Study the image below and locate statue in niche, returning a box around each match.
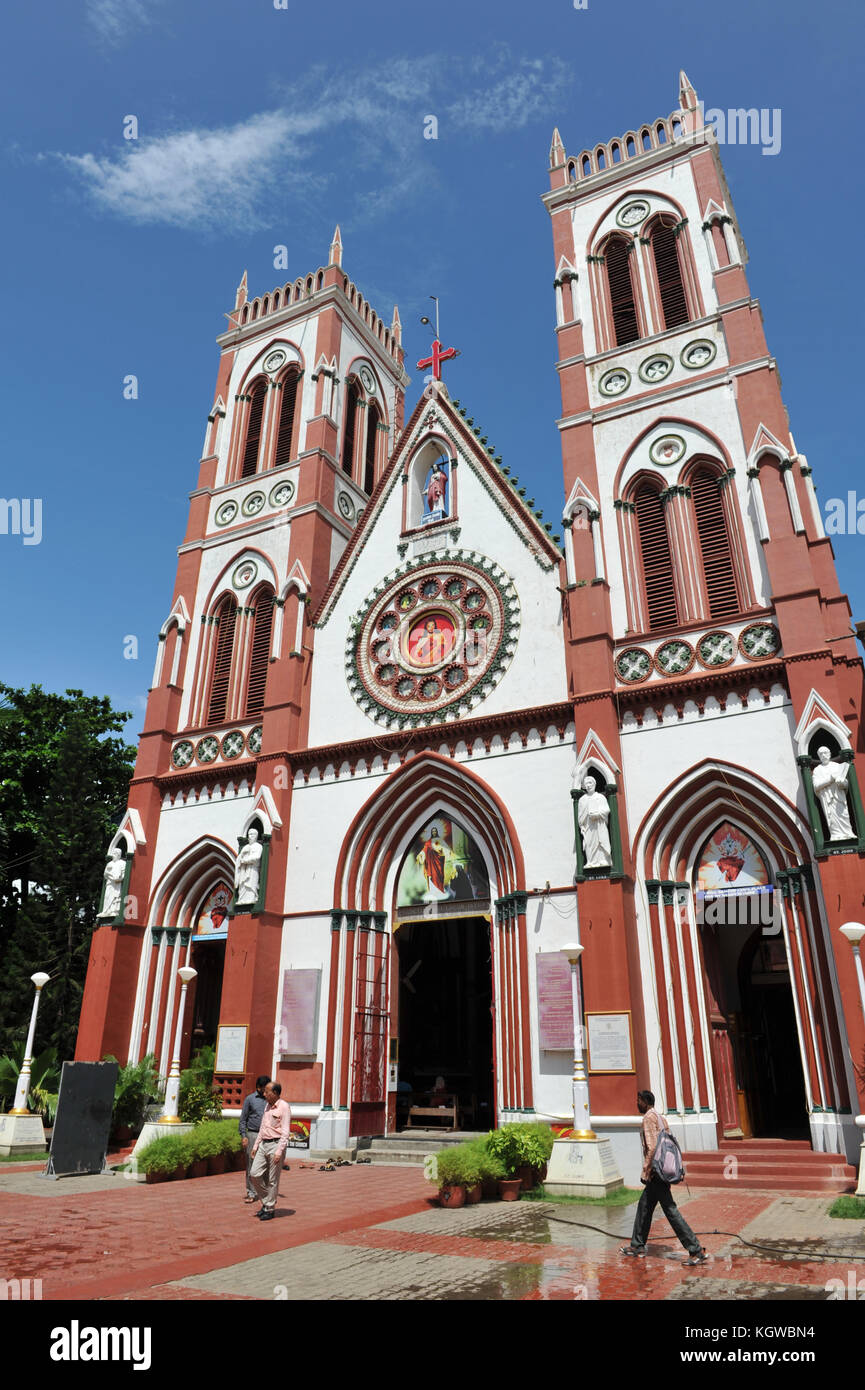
[578,773,612,870]
[101,846,126,919]
[422,458,449,521]
[812,746,855,840]
[235,826,263,906]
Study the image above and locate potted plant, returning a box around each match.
[461,1138,504,1201]
[106,1053,159,1143]
[182,1129,207,1180]
[486,1126,523,1199]
[433,1146,472,1208]
[138,1134,187,1184]
[514,1122,555,1187]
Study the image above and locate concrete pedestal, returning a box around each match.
[855,1117,865,1198]
[0,1113,48,1156]
[544,1136,624,1198]
[130,1121,194,1163]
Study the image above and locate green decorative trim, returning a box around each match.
[599,367,631,398]
[613,498,635,514]
[646,879,661,906]
[330,910,342,932]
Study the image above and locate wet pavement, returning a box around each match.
[0,1161,862,1301]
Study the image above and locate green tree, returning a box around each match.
[0,686,135,1061]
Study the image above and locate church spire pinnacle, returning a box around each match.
[549,126,566,169]
[329,224,343,267]
[679,69,698,111]
[391,304,402,345]
[235,269,248,311]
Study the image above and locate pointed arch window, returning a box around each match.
[650,219,690,330]
[689,466,742,620]
[634,483,679,630]
[240,379,267,479]
[364,401,381,494]
[245,586,275,717]
[207,597,237,724]
[605,235,640,346]
[272,368,300,470]
[342,380,359,477]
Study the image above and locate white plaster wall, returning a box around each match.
[274,913,334,1069]
[619,695,800,854]
[335,321,399,451]
[306,425,568,749]
[149,791,253,912]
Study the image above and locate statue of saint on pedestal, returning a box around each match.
[578,774,612,870]
[101,846,126,919]
[812,746,855,840]
[235,827,263,906]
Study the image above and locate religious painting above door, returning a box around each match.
[397,816,490,906]
[193,882,232,939]
[346,555,521,726]
[696,824,770,893]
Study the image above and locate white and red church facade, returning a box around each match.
[76,76,865,1181]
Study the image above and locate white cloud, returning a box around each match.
[86,0,165,45]
[50,50,570,232]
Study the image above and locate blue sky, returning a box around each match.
[2,0,863,737]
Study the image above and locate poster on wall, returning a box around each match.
[696,823,770,894]
[193,882,232,940]
[396,815,490,906]
[279,969,321,1056]
[215,1025,247,1075]
[586,1012,634,1074]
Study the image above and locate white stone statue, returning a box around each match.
[235,827,263,906]
[578,774,612,870]
[101,846,126,919]
[812,746,855,841]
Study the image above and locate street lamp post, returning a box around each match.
[543,941,623,1197]
[839,923,865,1196]
[561,943,595,1140]
[159,966,197,1125]
[9,972,51,1115]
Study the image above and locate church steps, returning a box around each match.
[362,1132,486,1165]
[681,1144,856,1193]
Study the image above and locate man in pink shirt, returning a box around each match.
[250,1081,291,1220]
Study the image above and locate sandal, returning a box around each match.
[620,1247,645,1257]
[684,1248,708,1266]
[244,1195,256,1203]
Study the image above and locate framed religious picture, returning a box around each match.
[215,1025,248,1075]
[586,1011,634,1074]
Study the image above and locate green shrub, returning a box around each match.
[137,1133,187,1175]
[828,1195,865,1219]
[486,1122,554,1175]
[463,1136,506,1183]
[179,1081,222,1125]
[435,1143,481,1189]
[183,1118,241,1163]
[486,1126,521,1176]
[106,1053,160,1134]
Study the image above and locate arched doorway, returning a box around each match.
[696,822,808,1139]
[391,814,494,1132]
[188,880,231,1054]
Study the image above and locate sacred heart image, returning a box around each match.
[396,815,490,905]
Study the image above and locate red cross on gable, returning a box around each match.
[417,338,458,382]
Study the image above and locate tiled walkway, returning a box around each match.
[1,1162,862,1301]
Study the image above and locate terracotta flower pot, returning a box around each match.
[439,1184,466,1209]
[189,1159,207,1179]
[517,1164,534,1191]
[465,1182,482,1205]
[170,1164,188,1181]
[207,1154,227,1176]
[145,1169,168,1185]
[498,1178,522,1202]
[534,1163,548,1186]
[232,1150,247,1172]
[481,1178,499,1200]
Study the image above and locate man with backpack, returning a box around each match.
[620,1090,707,1264]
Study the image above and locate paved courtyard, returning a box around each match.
[1,1158,862,1302]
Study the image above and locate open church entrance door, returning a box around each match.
[394,916,494,1132]
[696,824,808,1141]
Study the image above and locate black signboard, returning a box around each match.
[44,1060,118,1178]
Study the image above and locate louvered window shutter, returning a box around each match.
[342,383,358,476]
[691,469,739,620]
[245,591,274,717]
[207,601,236,724]
[363,403,379,494]
[651,222,689,330]
[606,237,640,346]
[273,371,299,470]
[240,381,266,479]
[635,486,679,630]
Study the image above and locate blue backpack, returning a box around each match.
[651,1117,685,1184]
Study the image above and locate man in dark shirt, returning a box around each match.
[239,1075,270,1203]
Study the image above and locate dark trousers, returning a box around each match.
[629,1177,701,1254]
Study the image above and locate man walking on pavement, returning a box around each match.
[239,1074,270,1204]
[621,1090,706,1264]
[250,1080,291,1221]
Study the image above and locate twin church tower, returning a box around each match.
[77,75,865,1176]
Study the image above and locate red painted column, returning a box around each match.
[337,916,357,1110]
[645,888,677,1108]
[321,913,343,1109]
[516,908,534,1111]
